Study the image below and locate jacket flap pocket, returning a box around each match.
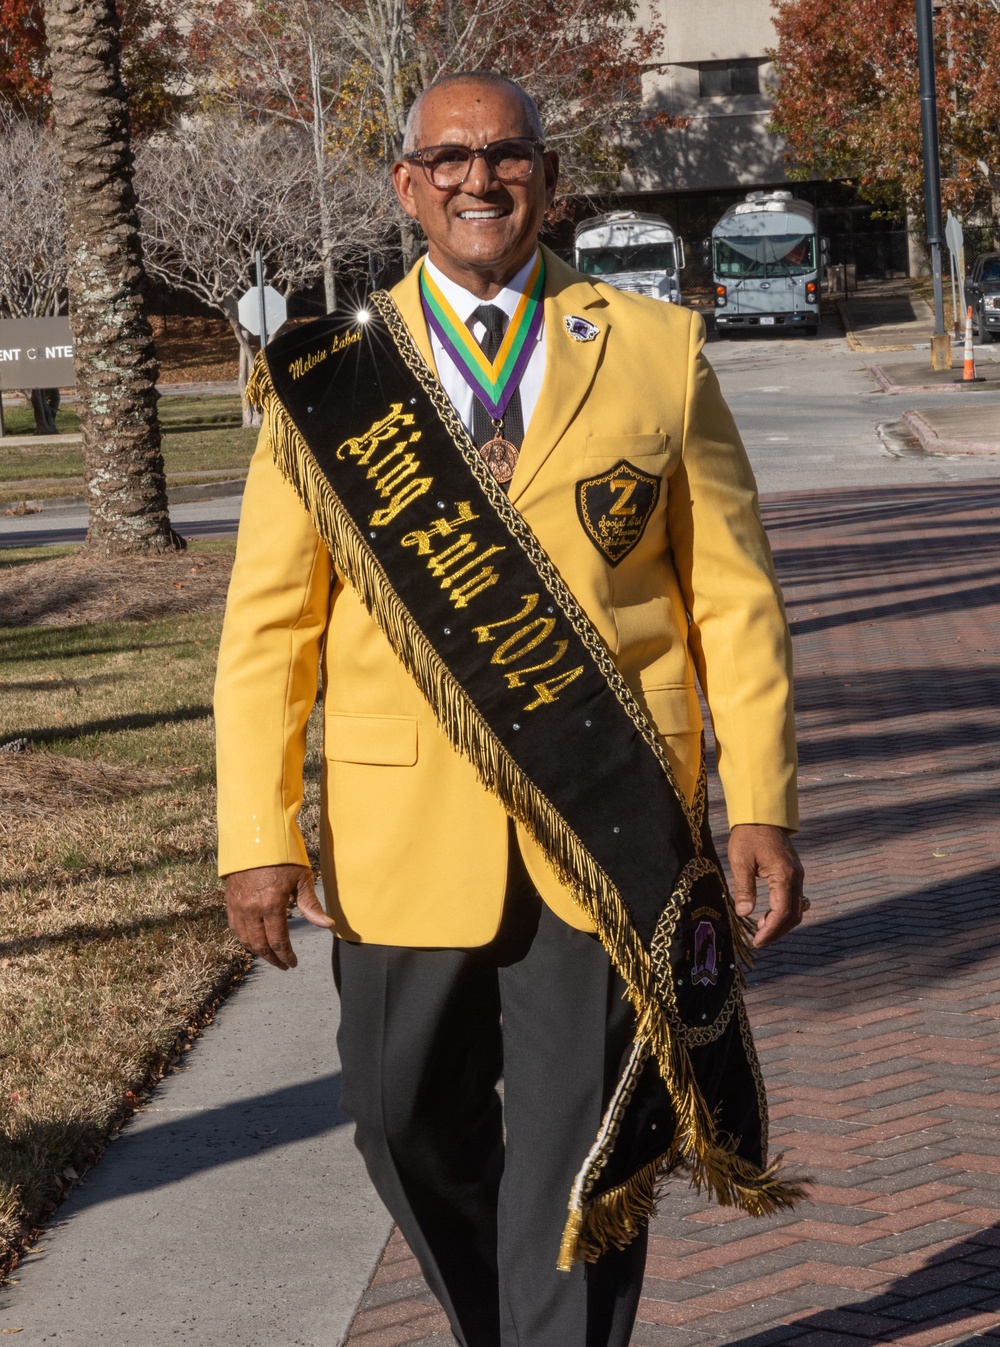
[325,713,418,765]
[586,433,669,458]
[640,684,703,735]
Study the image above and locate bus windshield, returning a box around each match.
[577,242,676,275]
[713,233,817,279]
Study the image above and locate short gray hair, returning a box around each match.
[402,72,545,154]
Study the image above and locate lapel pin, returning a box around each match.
[564,315,600,342]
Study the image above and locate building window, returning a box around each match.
[698,60,763,97]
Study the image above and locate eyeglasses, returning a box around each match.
[403,137,545,189]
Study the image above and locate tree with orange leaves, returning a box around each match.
[768,0,1000,239]
[0,0,185,133]
[186,0,667,266]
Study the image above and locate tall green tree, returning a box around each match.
[45,0,181,554]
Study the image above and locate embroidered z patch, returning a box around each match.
[575,460,660,566]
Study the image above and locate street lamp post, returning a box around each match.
[915,0,952,370]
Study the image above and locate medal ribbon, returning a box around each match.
[420,253,545,420]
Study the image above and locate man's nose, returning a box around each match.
[462,151,501,194]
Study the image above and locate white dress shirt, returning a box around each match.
[422,251,546,438]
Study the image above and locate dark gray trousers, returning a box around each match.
[333,845,647,1347]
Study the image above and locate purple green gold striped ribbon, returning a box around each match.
[419,253,545,420]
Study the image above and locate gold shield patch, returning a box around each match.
[575,460,660,566]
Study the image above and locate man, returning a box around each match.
[216,71,804,1347]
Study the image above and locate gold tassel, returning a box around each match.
[248,350,806,1267]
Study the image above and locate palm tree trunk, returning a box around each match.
[45,0,183,555]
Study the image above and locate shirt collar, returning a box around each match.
[422,250,541,327]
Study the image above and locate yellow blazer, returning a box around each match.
[215,247,798,946]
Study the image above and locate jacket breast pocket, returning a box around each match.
[640,684,703,736]
[585,433,669,459]
[325,712,418,765]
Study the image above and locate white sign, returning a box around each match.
[237,285,287,339]
[0,316,76,390]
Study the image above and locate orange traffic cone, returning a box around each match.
[960,305,979,382]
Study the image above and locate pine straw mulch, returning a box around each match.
[0,749,174,821]
[0,549,233,628]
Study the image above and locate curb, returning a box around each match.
[901,407,1000,456]
[837,299,921,353]
[867,361,1000,394]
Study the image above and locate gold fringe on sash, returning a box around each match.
[245,350,806,1270]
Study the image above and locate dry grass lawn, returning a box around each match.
[0,541,322,1276]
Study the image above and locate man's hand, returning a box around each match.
[225,864,335,970]
[728,824,806,949]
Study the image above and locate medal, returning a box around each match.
[480,420,519,483]
[420,254,544,423]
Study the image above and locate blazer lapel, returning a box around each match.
[390,262,437,375]
[509,248,609,505]
[388,248,609,507]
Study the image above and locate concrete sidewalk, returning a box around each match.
[0,910,392,1346]
[865,353,1000,457]
[838,289,937,352]
[342,481,1000,1347]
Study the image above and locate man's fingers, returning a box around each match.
[729,824,805,948]
[225,864,316,971]
[261,907,298,970]
[753,874,801,948]
[295,876,337,930]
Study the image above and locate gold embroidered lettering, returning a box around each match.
[502,642,569,688]
[448,567,502,608]
[401,503,478,556]
[609,477,639,516]
[289,348,328,380]
[337,405,415,462]
[523,666,584,711]
[491,618,557,666]
[372,452,421,497]
[367,431,423,479]
[472,594,539,643]
[426,534,479,578]
[437,545,505,587]
[368,477,433,526]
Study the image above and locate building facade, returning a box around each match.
[626,0,788,199]
[604,0,909,283]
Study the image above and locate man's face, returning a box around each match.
[392,81,559,294]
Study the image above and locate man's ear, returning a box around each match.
[391,160,420,220]
[543,151,560,210]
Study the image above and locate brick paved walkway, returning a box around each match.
[343,481,1000,1347]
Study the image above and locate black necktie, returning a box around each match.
[469,304,525,452]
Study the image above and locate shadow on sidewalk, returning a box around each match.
[724,1223,1000,1345]
[762,482,1000,534]
[58,1072,347,1217]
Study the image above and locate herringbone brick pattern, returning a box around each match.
[344,481,1000,1347]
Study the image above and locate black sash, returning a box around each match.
[246,294,803,1267]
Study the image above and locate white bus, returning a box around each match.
[710,191,825,337]
[574,211,685,304]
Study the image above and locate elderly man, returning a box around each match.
[215,70,804,1347]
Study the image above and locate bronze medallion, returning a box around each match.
[480,433,519,484]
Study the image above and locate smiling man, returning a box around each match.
[215,71,805,1347]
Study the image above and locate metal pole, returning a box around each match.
[916,0,951,369]
[255,249,268,349]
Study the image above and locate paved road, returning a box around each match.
[4,331,999,549]
[345,480,1000,1347]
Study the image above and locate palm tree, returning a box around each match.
[45,0,182,554]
